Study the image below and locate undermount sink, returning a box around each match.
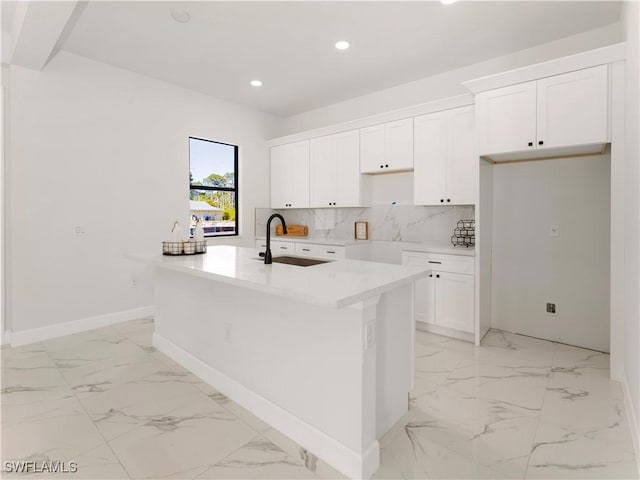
[257,255,331,267]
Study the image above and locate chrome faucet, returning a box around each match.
[264,214,287,264]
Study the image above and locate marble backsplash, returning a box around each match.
[255,205,475,245]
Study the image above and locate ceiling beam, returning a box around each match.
[10,0,79,70]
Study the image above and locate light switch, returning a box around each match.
[74,225,88,236]
[550,225,559,237]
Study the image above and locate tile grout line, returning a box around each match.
[41,328,138,480]
[522,339,558,479]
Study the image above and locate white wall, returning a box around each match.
[282,23,622,135]
[1,64,7,342]
[7,51,282,334]
[621,0,640,460]
[491,154,611,352]
[477,159,493,342]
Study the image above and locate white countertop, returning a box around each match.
[129,246,428,309]
[398,243,476,257]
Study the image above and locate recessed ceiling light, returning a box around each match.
[171,9,190,23]
[335,40,350,51]
[440,0,458,4]
[250,80,263,87]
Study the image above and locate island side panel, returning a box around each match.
[152,267,379,478]
[375,283,413,437]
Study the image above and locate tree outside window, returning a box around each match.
[189,137,238,237]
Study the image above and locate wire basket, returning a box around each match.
[451,219,475,248]
[162,241,207,256]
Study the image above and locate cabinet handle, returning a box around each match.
[302,248,310,252]
[380,165,384,169]
[538,140,544,145]
[280,246,287,249]
[385,164,389,168]
[429,274,433,277]
[327,250,336,254]
[428,261,441,264]
[447,199,451,203]
[528,142,533,147]
[436,274,440,278]
[440,199,444,203]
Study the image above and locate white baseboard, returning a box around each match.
[153,332,379,480]
[10,306,154,346]
[416,321,475,343]
[622,368,640,476]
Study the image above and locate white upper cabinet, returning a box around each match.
[360,118,413,173]
[414,111,447,205]
[536,65,609,149]
[414,105,477,206]
[270,140,310,209]
[476,65,609,160]
[477,81,537,156]
[447,107,478,205]
[310,130,368,208]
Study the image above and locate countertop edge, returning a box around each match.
[126,252,429,309]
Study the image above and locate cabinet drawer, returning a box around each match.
[317,245,346,259]
[270,241,294,253]
[256,240,295,252]
[295,243,319,257]
[402,251,474,275]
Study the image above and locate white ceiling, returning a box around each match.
[6,1,623,117]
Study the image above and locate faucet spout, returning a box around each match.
[265,214,287,264]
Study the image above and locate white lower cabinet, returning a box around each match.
[434,271,474,333]
[256,239,367,261]
[402,251,475,337]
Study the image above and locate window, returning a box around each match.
[189,137,238,237]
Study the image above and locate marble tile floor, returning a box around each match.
[1,318,637,479]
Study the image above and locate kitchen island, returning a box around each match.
[129,245,428,479]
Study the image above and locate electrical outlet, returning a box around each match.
[130,277,138,288]
[74,225,88,236]
[365,322,375,350]
[550,225,559,237]
[546,303,557,314]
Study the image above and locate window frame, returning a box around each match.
[189,136,239,238]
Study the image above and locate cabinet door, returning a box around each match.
[435,272,474,333]
[477,81,537,156]
[536,65,608,149]
[288,141,310,209]
[402,252,436,326]
[310,136,337,208]
[335,130,361,207]
[360,124,385,173]
[447,106,477,205]
[416,273,436,326]
[270,144,293,209]
[414,111,447,206]
[385,118,414,171]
